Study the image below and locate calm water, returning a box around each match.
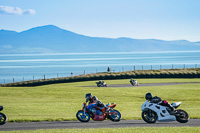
[0,51,200,84]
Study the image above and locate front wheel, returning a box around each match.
[109,109,121,122]
[76,110,90,122]
[142,110,157,124]
[0,113,7,125]
[175,109,189,123]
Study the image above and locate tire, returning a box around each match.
[76,110,90,122]
[109,109,121,122]
[0,113,7,125]
[142,110,157,124]
[175,109,189,123]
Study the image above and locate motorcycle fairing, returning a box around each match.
[141,100,176,121]
[93,114,105,121]
[87,103,97,110]
[106,103,116,108]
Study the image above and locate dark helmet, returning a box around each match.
[85,93,92,102]
[145,93,153,100]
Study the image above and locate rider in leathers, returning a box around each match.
[85,93,109,113]
[145,93,175,113]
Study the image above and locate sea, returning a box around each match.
[0,51,200,84]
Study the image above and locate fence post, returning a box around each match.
[13,78,14,83]
[160,65,162,70]
[134,66,135,71]
[184,64,185,69]
[151,65,152,70]
[4,79,5,84]
[172,64,174,69]
[142,65,143,70]
[44,74,45,80]
[33,76,34,80]
[84,70,85,75]
[23,77,24,81]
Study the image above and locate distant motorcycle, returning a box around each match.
[130,80,139,86]
[0,106,7,125]
[76,102,121,122]
[141,100,189,123]
[96,82,107,87]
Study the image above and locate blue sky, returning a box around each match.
[0,0,200,42]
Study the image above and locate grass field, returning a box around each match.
[0,127,200,133]
[0,78,200,122]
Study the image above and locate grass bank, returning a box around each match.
[0,79,200,122]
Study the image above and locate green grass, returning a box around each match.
[0,78,200,122]
[1,127,199,133]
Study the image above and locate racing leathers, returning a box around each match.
[150,96,175,113]
[87,96,109,115]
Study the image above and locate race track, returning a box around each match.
[1,119,200,131]
[85,82,200,87]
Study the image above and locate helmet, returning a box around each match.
[145,93,153,100]
[85,93,92,102]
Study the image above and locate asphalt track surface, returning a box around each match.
[1,119,200,131]
[86,82,200,87]
[1,82,200,131]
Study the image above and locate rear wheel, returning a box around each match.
[76,110,90,122]
[109,109,121,122]
[142,110,157,123]
[0,113,7,125]
[176,109,189,123]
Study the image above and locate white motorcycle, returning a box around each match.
[141,100,189,123]
[96,82,107,87]
[130,80,139,86]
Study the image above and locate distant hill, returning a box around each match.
[0,25,200,54]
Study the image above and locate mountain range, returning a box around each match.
[0,25,200,54]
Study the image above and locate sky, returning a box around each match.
[0,0,200,42]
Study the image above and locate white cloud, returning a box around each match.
[0,5,36,15]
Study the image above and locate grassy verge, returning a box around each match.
[0,79,200,122]
[1,127,200,133]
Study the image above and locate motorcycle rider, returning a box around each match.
[85,93,109,112]
[130,78,137,85]
[145,92,175,113]
[98,80,103,84]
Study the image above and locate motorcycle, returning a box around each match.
[130,80,139,86]
[76,102,121,122]
[96,82,107,87]
[141,100,189,123]
[0,106,7,125]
